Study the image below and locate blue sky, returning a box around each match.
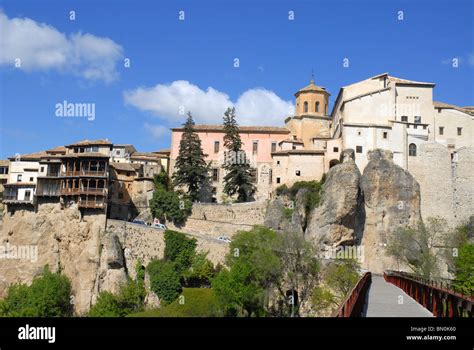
[0,0,473,158]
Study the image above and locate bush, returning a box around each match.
[147,260,182,304]
[89,278,146,317]
[128,288,223,317]
[164,230,197,272]
[182,252,216,288]
[311,286,337,315]
[453,243,474,295]
[0,266,73,317]
[149,188,192,226]
[324,259,360,301]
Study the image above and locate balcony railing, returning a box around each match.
[2,195,33,203]
[60,170,107,177]
[78,199,106,209]
[60,188,107,195]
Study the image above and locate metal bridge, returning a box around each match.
[334,271,473,317]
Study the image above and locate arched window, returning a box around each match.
[315,101,320,112]
[409,143,417,157]
[303,101,308,113]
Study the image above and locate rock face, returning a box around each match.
[264,193,305,235]
[360,149,421,273]
[0,203,104,314]
[305,149,363,247]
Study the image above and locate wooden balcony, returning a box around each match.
[60,188,107,196]
[60,170,108,178]
[78,199,106,209]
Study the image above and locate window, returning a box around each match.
[383,132,388,139]
[17,174,22,182]
[212,187,217,195]
[212,168,219,182]
[276,160,280,166]
[439,127,444,135]
[292,145,297,150]
[414,116,421,124]
[315,101,320,112]
[269,169,272,184]
[303,101,308,113]
[0,168,4,175]
[29,177,33,182]
[271,142,277,153]
[356,146,363,153]
[91,146,99,152]
[457,127,462,136]
[214,141,220,153]
[25,190,31,200]
[252,141,258,155]
[409,143,417,157]
[40,167,44,172]
[333,147,339,152]
[276,177,281,184]
[295,170,301,176]
[401,116,408,122]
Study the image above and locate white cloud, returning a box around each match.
[144,123,169,139]
[124,80,294,126]
[0,12,123,82]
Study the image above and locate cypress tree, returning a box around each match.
[222,107,256,202]
[173,112,209,201]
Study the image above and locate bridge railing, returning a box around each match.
[384,270,473,317]
[333,272,371,317]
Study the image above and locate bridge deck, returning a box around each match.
[364,275,433,317]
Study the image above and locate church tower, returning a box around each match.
[284,76,332,149]
[294,77,330,116]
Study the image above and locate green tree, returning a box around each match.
[88,291,121,317]
[147,260,182,304]
[453,243,474,295]
[182,252,216,288]
[172,112,209,201]
[386,217,447,278]
[212,261,265,317]
[149,187,192,226]
[89,277,146,317]
[324,259,360,302]
[310,286,337,315]
[0,266,73,317]
[222,107,256,202]
[164,230,197,273]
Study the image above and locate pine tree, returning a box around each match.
[173,112,209,201]
[222,107,256,202]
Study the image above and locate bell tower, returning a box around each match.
[294,75,330,117]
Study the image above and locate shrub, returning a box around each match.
[324,259,360,301]
[453,243,474,295]
[147,260,182,304]
[164,230,197,272]
[0,266,73,317]
[89,278,146,317]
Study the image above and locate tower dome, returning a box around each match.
[294,77,330,117]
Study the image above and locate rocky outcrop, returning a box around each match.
[360,149,421,273]
[305,149,363,247]
[0,203,104,314]
[264,193,306,235]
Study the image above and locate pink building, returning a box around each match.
[170,125,290,202]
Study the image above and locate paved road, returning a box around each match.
[363,275,433,317]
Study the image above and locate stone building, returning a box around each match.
[169,73,473,220]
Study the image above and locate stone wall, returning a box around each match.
[408,143,474,227]
[166,201,267,238]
